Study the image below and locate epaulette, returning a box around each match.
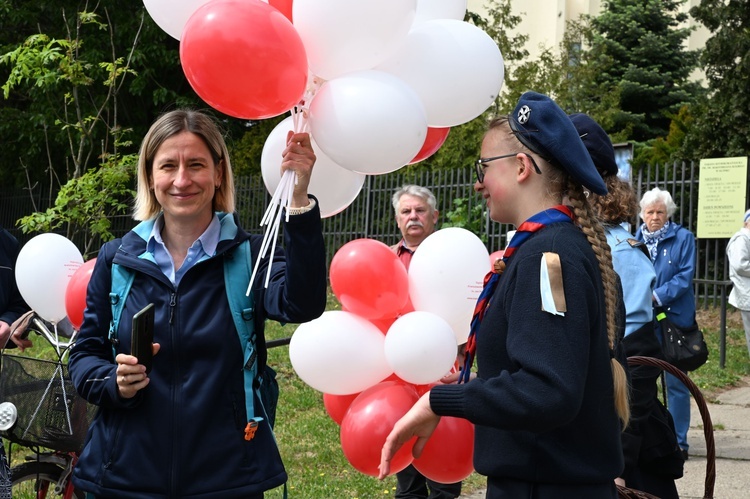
[627,238,650,259]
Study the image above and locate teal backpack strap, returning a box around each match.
[109,260,135,359]
[224,240,265,440]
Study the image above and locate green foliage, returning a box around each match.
[632,105,694,167]
[1,4,160,249]
[681,0,750,160]
[229,114,287,176]
[691,310,750,393]
[442,197,488,243]
[0,2,204,189]
[588,0,701,141]
[16,150,136,257]
[467,0,529,115]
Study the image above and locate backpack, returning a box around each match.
[107,240,279,437]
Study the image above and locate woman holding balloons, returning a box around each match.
[67,109,326,498]
[379,92,629,498]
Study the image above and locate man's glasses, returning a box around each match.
[473,152,542,183]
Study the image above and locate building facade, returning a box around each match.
[467,0,709,82]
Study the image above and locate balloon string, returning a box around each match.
[247,76,322,294]
[247,170,296,295]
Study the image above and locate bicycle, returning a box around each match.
[0,312,96,499]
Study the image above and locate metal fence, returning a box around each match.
[1,160,745,307]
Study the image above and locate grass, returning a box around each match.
[4,301,748,498]
[689,308,750,397]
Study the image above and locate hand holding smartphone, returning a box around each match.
[131,303,155,373]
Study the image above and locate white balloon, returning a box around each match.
[261,116,365,218]
[377,19,504,127]
[408,228,490,343]
[15,233,83,323]
[414,0,467,25]
[290,311,392,395]
[293,0,417,80]
[384,311,458,385]
[143,0,212,40]
[309,70,427,175]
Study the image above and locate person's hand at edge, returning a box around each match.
[0,321,11,349]
[8,311,34,351]
[282,131,316,208]
[378,392,440,480]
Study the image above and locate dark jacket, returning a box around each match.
[0,228,29,328]
[430,223,623,496]
[620,324,684,480]
[69,208,326,498]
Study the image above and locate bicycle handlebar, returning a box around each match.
[28,316,80,351]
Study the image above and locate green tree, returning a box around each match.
[588,0,702,141]
[0,2,275,247]
[1,7,143,252]
[0,1,197,188]
[682,0,750,159]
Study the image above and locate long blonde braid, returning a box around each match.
[565,179,630,428]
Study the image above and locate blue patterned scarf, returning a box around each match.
[641,220,670,261]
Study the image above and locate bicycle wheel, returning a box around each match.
[10,462,84,499]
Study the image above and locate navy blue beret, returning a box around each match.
[508,92,607,195]
[568,113,618,177]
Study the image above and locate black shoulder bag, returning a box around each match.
[654,307,708,372]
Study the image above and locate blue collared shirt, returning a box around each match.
[606,224,656,336]
[147,214,221,286]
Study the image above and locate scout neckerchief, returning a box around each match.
[459,205,575,384]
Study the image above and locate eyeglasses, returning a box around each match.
[473,153,542,183]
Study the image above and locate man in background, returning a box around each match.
[390,185,461,499]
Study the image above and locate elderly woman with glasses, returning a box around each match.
[635,187,696,462]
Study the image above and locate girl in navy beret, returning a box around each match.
[380,92,629,499]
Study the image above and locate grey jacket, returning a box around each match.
[727,227,750,310]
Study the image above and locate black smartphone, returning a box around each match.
[131,303,155,373]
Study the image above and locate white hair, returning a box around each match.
[391,185,437,215]
[639,187,676,219]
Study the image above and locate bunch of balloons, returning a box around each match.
[143,0,504,217]
[289,228,489,481]
[15,233,95,330]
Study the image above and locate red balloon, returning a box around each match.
[399,296,415,316]
[64,258,97,330]
[323,392,360,425]
[268,0,293,22]
[330,239,409,320]
[340,381,419,477]
[413,416,474,484]
[180,0,308,119]
[489,250,504,267]
[409,127,450,164]
[370,316,396,334]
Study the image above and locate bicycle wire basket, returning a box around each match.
[0,354,97,453]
